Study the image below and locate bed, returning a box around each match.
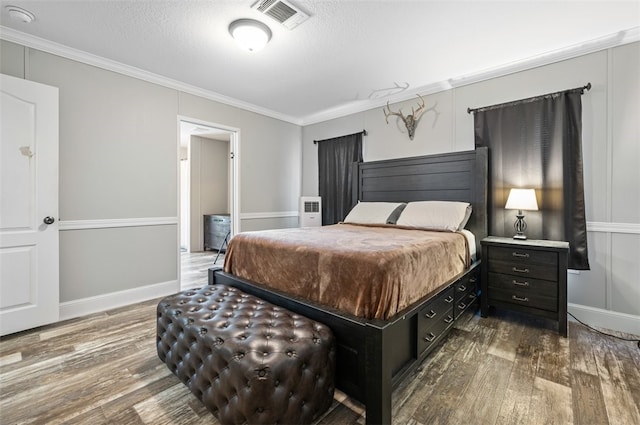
[210,147,488,424]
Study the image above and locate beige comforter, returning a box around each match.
[223,223,470,320]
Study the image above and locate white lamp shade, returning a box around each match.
[505,188,539,211]
[229,19,272,52]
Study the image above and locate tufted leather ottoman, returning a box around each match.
[156,284,335,424]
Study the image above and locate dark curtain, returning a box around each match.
[474,90,590,270]
[318,132,363,225]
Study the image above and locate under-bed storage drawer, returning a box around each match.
[417,287,454,356]
[454,270,479,318]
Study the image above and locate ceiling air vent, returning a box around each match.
[251,0,309,29]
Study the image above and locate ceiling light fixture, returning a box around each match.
[228,19,272,52]
[5,5,35,24]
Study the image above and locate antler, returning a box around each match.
[383,101,407,125]
[411,94,426,121]
[383,95,426,124]
[383,94,438,140]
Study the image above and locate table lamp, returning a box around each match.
[505,188,538,240]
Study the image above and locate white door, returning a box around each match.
[0,73,59,336]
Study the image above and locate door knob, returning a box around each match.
[43,216,55,225]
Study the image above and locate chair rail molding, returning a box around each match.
[240,211,298,220]
[59,217,178,231]
[586,221,640,234]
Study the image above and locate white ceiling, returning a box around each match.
[1,1,638,125]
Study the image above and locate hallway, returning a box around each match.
[180,250,223,289]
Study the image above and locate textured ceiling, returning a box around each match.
[1,1,639,124]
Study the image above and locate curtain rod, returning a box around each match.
[467,82,591,115]
[313,129,367,144]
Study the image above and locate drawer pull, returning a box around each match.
[444,296,454,303]
[425,310,436,319]
[512,280,530,287]
[457,302,467,309]
[512,295,529,302]
[444,315,454,324]
[512,252,530,258]
[458,285,467,292]
[469,277,477,283]
[424,332,436,342]
[512,267,530,274]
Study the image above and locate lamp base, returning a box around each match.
[513,211,528,240]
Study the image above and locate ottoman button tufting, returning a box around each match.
[156,284,335,425]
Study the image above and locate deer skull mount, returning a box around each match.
[383,94,438,140]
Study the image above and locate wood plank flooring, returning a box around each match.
[1,263,639,424]
[180,250,224,289]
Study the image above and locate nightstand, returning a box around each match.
[481,236,569,337]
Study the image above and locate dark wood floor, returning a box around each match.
[1,268,638,424]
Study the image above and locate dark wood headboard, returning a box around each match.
[352,147,488,255]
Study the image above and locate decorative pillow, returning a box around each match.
[396,201,472,231]
[343,202,407,225]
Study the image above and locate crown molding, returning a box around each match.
[0,26,303,126]
[2,25,638,128]
[447,26,640,89]
[299,26,640,126]
[300,81,452,126]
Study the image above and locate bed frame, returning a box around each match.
[210,147,488,424]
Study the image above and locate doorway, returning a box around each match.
[178,117,239,289]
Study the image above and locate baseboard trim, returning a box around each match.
[59,280,178,321]
[568,303,640,336]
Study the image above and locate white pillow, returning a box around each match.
[344,202,406,225]
[396,201,472,232]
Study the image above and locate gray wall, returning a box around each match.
[302,43,640,332]
[1,40,302,313]
[2,37,636,332]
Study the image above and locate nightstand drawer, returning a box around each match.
[481,237,569,337]
[488,260,558,282]
[488,288,557,312]
[487,272,557,297]
[487,246,558,267]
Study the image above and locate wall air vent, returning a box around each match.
[251,0,309,29]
